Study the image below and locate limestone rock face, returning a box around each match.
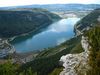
[0,39,15,58]
[59,36,90,75]
[97,16,100,22]
[74,9,100,36]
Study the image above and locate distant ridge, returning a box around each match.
[0,4,100,11]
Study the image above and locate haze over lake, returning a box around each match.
[11,17,80,53]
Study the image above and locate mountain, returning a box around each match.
[0,7,100,75]
[60,26,100,75]
[0,4,100,11]
[60,9,100,75]
[0,8,61,38]
[85,26,100,75]
[16,36,83,75]
[74,8,100,35]
[0,26,99,75]
[19,9,100,75]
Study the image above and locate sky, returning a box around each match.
[0,0,100,7]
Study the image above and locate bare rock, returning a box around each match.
[59,36,91,75]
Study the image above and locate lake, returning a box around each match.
[11,18,80,53]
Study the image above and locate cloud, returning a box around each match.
[57,38,66,45]
[47,18,80,33]
[48,19,69,33]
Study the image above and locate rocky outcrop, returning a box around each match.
[74,9,100,36]
[0,39,15,58]
[97,16,100,22]
[59,36,91,75]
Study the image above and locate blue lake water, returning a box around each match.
[11,18,80,53]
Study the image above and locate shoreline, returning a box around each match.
[9,22,52,42]
[9,18,77,54]
[9,19,61,42]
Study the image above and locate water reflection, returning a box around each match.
[12,18,80,53]
[48,18,79,33]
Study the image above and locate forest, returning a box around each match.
[0,8,61,38]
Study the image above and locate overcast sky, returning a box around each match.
[0,0,100,7]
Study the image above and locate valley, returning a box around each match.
[11,18,80,53]
[0,4,100,75]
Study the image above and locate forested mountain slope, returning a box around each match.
[74,8,100,35]
[0,8,61,38]
[86,26,100,75]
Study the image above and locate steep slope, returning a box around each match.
[60,26,100,75]
[60,36,90,75]
[1,7,100,75]
[0,8,61,38]
[74,8,100,35]
[60,9,100,75]
[17,36,83,75]
[0,27,99,75]
[10,8,61,20]
[86,26,100,75]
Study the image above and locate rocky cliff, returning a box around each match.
[74,8,100,36]
[59,36,91,75]
[0,39,15,58]
[59,8,100,75]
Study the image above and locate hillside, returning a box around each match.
[0,8,61,38]
[17,36,83,75]
[74,8,100,35]
[0,26,99,75]
[86,26,100,75]
[59,26,100,75]
[0,34,83,75]
[0,8,100,75]
[59,9,100,75]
